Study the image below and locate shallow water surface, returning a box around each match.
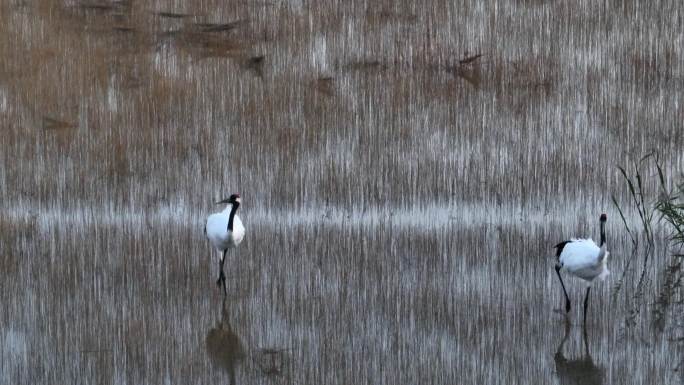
[1,206,679,384]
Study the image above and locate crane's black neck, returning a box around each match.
[599,221,606,246]
[227,203,240,232]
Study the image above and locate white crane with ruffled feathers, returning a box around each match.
[205,194,246,296]
[553,214,610,327]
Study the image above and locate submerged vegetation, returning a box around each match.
[653,167,684,376]
[612,154,684,373]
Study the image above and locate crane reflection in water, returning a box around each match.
[206,298,245,385]
[554,317,605,385]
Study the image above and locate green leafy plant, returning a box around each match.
[655,160,684,248]
[612,153,660,248]
[611,154,658,316]
[613,154,684,352]
[652,159,684,334]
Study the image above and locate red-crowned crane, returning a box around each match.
[553,214,610,327]
[206,194,246,296]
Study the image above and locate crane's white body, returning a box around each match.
[558,239,609,283]
[206,204,245,256]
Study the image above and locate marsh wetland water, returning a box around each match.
[1,1,683,384]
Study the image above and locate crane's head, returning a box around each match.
[600,213,607,222]
[216,194,241,205]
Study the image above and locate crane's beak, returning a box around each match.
[215,198,232,204]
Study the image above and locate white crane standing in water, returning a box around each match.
[553,214,610,327]
[206,194,246,296]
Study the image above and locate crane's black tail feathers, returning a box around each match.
[553,241,571,258]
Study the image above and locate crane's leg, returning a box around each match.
[583,286,591,328]
[217,249,227,296]
[555,264,571,313]
[582,325,590,358]
[554,314,571,365]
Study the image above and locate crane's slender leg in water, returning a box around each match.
[217,249,227,295]
[583,286,591,328]
[582,325,590,357]
[555,264,571,313]
[554,315,571,363]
